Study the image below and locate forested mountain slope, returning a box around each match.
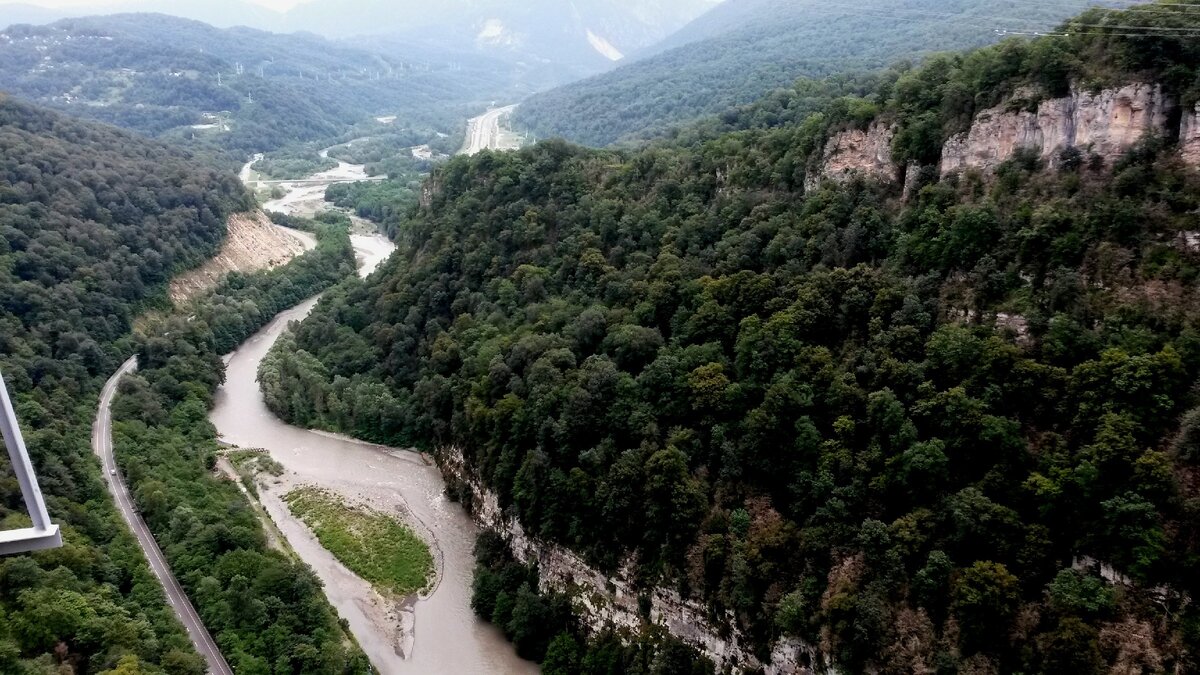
[0,13,510,155]
[514,0,1132,147]
[0,1,282,32]
[262,5,1200,672]
[0,95,249,673]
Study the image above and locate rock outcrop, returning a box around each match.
[807,82,1198,189]
[438,446,835,674]
[1182,102,1200,167]
[940,83,1175,174]
[805,122,897,191]
[169,210,314,303]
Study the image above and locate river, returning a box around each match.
[214,157,538,674]
[243,141,381,221]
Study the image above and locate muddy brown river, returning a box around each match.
[209,235,538,674]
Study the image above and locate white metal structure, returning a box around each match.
[0,369,62,555]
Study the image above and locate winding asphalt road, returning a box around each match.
[93,357,233,675]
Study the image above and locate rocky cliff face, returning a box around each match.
[808,83,1195,188]
[805,122,898,191]
[940,83,1175,173]
[1182,102,1200,166]
[438,446,835,674]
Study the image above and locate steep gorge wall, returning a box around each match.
[1182,102,1200,166]
[805,122,898,191]
[438,446,834,675]
[940,83,1175,173]
[810,82,1194,189]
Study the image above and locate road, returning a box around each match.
[460,104,518,156]
[93,357,233,675]
[239,153,263,183]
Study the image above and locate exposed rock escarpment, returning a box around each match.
[808,82,1195,189]
[438,446,834,674]
[1182,102,1200,166]
[805,122,898,191]
[940,83,1175,173]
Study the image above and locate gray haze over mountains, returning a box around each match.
[0,0,724,78]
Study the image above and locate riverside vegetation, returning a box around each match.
[110,219,367,674]
[0,95,251,674]
[283,487,434,598]
[259,4,1200,673]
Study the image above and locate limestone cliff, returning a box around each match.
[807,82,1196,189]
[805,122,898,191]
[438,446,834,675]
[1182,102,1200,166]
[940,83,1175,174]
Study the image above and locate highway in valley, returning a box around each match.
[94,358,234,675]
[460,104,519,155]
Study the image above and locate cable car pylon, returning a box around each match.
[0,369,62,555]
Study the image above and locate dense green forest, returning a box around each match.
[0,13,507,159]
[254,149,339,182]
[112,220,364,674]
[260,7,1200,672]
[0,95,249,673]
[326,137,445,175]
[324,179,421,240]
[514,0,1134,147]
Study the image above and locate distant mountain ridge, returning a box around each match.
[341,0,721,85]
[0,0,281,30]
[1,0,724,82]
[0,3,63,27]
[0,12,518,154]
[515,0,1134,146]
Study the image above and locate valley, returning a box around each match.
[246,141,389,229]
[4,1,1200,674]
[210,289,538,674]
[158,155,538,673]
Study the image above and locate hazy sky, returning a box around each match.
[0,0,305,10]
